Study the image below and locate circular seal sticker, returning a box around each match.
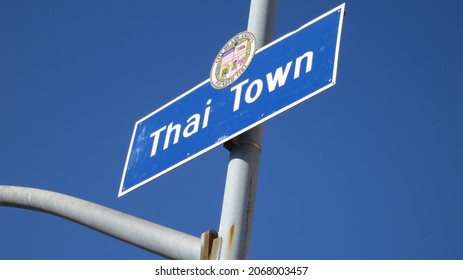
[210,31,257,89]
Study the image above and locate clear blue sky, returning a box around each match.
[1,0,462,260]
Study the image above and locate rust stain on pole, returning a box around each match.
[228,224,235,251]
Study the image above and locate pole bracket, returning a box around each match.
[200,229,221,260]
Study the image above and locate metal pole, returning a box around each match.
[217,0,276,260]
[0,185,201,259]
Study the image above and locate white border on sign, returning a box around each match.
[119,3,346,197]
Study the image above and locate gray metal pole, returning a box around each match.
[217,0,276,260]
[0,185,201,260]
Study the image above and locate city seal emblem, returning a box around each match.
[210,31,257,89]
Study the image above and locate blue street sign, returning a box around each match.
[119,4,345,197]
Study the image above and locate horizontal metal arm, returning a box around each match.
[0,185,201,259]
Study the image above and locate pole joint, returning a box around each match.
[223,137,262,153]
